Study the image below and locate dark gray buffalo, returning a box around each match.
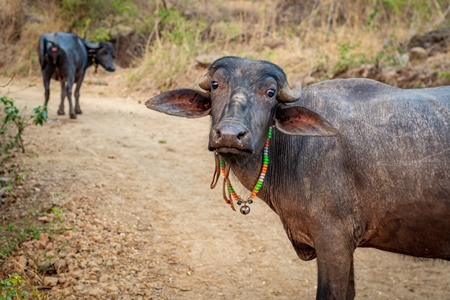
[145,56,450,299]
[38,32,115,119]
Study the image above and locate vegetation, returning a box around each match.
[58,0,139,41]
[0,0,448,89]
[0,222,41,260]
[0,96,47,154]
[0,273,47,300]
[0,93,49,297]
[0,204,70,298]
[0,273,28,300]
[0,206,69,259]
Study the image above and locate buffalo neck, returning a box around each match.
[223,128,283,212]
[226,130,309,214]
[86,55,95,69]
[226,151,264,193]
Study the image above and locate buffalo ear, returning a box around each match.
[145,89,211,118]
[274,104,337,136]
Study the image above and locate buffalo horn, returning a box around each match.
[84,40,100,49]
[198,72,212,90]
[278,82,302,103]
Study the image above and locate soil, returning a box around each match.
[0,66,449,300]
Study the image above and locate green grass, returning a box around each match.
[0,222,42,260]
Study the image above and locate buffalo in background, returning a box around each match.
[38,32,115,119]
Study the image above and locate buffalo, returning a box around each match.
[145,56,450,299]
[38,32,115,119]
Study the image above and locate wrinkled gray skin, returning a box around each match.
[145,56,450,299]
[38,32,115,119]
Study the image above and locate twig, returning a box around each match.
[0,252,44,284]
[154,18,162,49]
[6,83,37,94]
[145,19,159,55]
[160,0,167,10]
[326,0,336,41]
[432,0,445,20]
[0,74,15,88]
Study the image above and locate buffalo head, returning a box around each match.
[85,40,116,72]
[146,56,336,159]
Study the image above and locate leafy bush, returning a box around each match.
[130,5,211,90]
[59,0,138,41]
[0,96,47,154]
[0,273,28,300]
[0,273,47,300]
[330,42,368,76]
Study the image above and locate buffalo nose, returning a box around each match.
[212,123,250,149]
[107,66,116,72]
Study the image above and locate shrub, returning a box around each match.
[0,96,47,154]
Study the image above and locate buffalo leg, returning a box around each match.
[42,70,52,111]
[65,78,76,119]
[57,81,66,115]
[74,74,85,115]
[315,233,356,300]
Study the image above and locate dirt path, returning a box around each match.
[2,70,449,299]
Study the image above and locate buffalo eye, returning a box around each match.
[211,81,219,90]
[266,88,276,98]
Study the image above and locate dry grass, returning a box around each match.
[0,0,448,89]
[0,0,66,76]
[129,0,448,90]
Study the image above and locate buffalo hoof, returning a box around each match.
[57,110,65,115]
[76,109,83,115]
[69,112,77,119]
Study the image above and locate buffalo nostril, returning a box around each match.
[215,130,222,139]
[237,131,246,140]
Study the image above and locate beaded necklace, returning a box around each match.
[212,126,273,215]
